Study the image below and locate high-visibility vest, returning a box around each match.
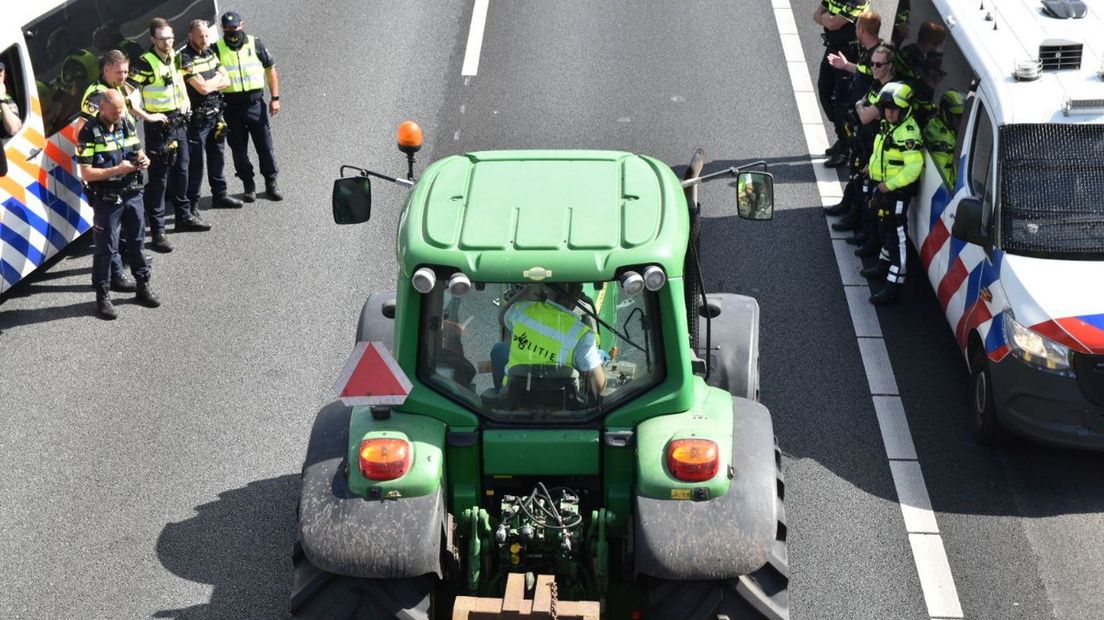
[504,301,590,378]
[138,51,186,113]
[869,111,924,191]
[215,35,266,94]
[80,80,133,120]
[923,115,957,188]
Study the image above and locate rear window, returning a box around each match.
[999,123,1104,260]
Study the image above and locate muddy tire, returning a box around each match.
[290,541,433,620]
[646,440,789,620]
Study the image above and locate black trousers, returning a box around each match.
[144,121,191,232]
[225,97,278,190]
[817,50,852,145]
[876,192,912,285]
[187,113,229,203]
[92,191,150,289]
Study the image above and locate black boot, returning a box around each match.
[150,233,174,253]
[870,282,902,305]
[832,213,861,232]
[855,236,882,257]
[110,272,137,292]
[860,261,890,279]
[825,138,845,156]
[264,182,283,201]
[214,193,244,208]
[242,181,257,203]
[824,199,850,216]
[95,288,118,320]
[824,150,849,168]
[136,282,162,308]
[846,231,868,246]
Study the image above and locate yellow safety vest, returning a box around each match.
[504,301,591,379]
[80,80,134,120]
[216,35,266,94]
[923,115,957,188]
[138,51,187,113]
[869,112,924,191]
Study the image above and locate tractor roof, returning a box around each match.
[398,151,689,281]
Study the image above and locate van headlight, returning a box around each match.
[1004,312,1071,371]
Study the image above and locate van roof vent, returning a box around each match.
[1041,0,1088,19]
[1039,39,1083,70]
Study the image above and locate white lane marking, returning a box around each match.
[462,0,490,77]
[910,534,967,618]
[873,396,918,460]
[769,3,965,618]
[890,461,940,534]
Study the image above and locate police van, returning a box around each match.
[0,0,216,296]
[897,0,1104,447]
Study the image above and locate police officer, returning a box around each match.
[76,90,161,319]
[216,11,282,202]
[860,82,924,305]
[814,0,869,168]
[130,17,201,254]
[0,61,22,139]
[181,19,244,210]
[923,90,964,188]
[894,21,947,116]
[491,283,607,400]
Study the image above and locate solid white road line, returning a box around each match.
[461,0,490,77]
[769,1,965,617]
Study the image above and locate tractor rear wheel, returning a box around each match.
[290,541,433,620]
[645,441,789,620]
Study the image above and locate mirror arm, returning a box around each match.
[680,160,767,188]
[340,165,415,188]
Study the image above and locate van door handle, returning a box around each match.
[27,147,43,160]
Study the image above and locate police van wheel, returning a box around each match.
[970,347,1007,445]
[290,540,433,619]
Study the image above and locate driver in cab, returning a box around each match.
[493,283,607,399]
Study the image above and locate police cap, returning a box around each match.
[221,11,243,28]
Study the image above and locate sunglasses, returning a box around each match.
[871,60,891,68]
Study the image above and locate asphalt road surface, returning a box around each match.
[2,1,1103,618]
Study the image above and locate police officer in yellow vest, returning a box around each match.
[495,284,607,400]
[129,17,199,253]
[923,89,964,189]
[217,11,282,202]
[860,82,924,304]
[814,0,869,167]
[76,90,161,320]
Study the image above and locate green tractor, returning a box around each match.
[293,123,787,619]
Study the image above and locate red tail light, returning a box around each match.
[667,438,719,482]
[358,438,411,481]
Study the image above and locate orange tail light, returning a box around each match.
[667,438,719,482]
[358,438,411,481]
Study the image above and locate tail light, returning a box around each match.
[667,438,719,482]
[358,438,411,481]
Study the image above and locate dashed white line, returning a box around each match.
[461,0,490,77]
[769,1,965,617]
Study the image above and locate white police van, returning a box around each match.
[0,0,216,296]
[898,0,1104,447]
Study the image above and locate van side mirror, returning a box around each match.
[332,176,372,224]
[951,197,990,248]
[736,171,774,220]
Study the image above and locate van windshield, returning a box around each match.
[999,124,1104,260]
[417,282,664,422]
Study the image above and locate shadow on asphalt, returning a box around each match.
[697,205,1104,519]
[154,475,299,619]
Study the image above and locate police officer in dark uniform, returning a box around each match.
[815,0,869,168]
[860,82,924,305]
[76,90,161,320]
[216,11,282,202]
[130,17,203,255]
[180,19,243,210]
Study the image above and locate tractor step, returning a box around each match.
[452,573,600,620]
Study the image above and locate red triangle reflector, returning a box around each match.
[334,341,412,406]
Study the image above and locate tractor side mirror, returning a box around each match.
[950,197,990,249]
[332,176,372,224]
[736,171,774,221]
